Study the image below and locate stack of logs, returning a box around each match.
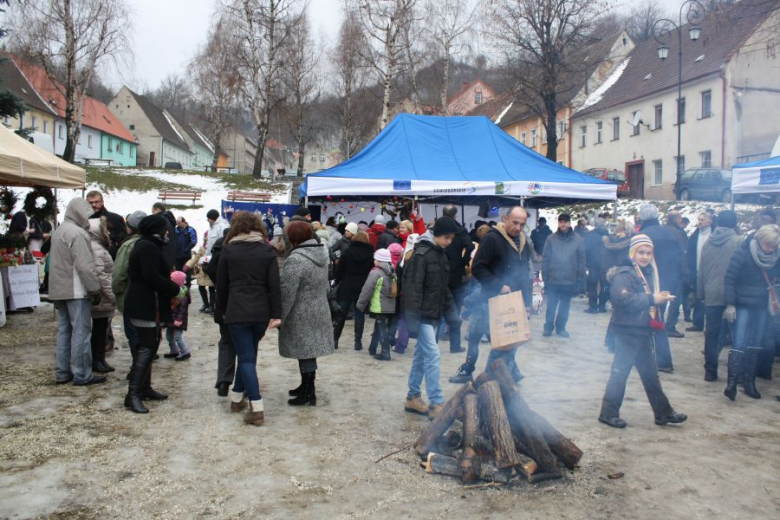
[415,359,583,485]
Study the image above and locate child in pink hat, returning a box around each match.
[164,271,191,361]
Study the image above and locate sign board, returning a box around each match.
[7,264,41,310]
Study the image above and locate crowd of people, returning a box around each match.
[43,192,780,427]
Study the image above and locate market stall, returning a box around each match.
[730,155,780,209]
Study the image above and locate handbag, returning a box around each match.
[761,270,780,316]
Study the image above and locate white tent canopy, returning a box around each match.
[0,124,86,189]
[731,156,780,196]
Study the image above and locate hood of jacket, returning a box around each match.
[708,227,737,247]
[375,261,393,276]
[369,223,386,235]
[492,222,527,253]
[64,198,93,230]
[606,262,634,282]
[603,234,631,250]
[290,238,327,267]
[348,240,375,262]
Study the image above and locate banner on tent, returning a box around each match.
[732,166,780,194]
[305,178,617,200]
[221,201,304,226]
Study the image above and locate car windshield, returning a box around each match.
[606,170,626,182]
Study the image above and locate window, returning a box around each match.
[43,121,48,134]
[129,124,135,130]
[654,104,663,130]
[675,155,685,174]
[474,90,483,104]
[580,125,587,147]
[542,129,547,145]
[653,160,663,185]
[596,122,603,144]
[109,138,113,150]
[700,150,712,168]
[531,129,537,147]
[612,117,620,140]
[701,90,712,118]
[520,132,526,145]
[32,116,38,130]
[117,141,123,153]
[631,111,641,136]
[557,120,566,139]
[87,135,92,148]
[3,115,9,125]
[319,154,325,163]
[58,125,64,139]
[677,97,686,124]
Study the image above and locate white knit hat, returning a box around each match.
[374,248,392,263]
[374,214,386,224]
[345,222,359,235]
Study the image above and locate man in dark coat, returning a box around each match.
[86,190,127,259]
[441,205,475,354]
[574,218,589,238]
[151,203,176,272]
[637,203,682,371]
[584,218,610,313]
[205,228,235,396]
[685,212,713,332]
[332,234,375,350]
[450,207,531,384]
[663,211,690,336]
[377,220,402,249]
[531,217,552,255]
[542,213,586,337]
[174,217,198,286]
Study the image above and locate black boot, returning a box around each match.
[374,342,391,361]
[743,348,762,399]
[125,349,151,414]
[288,372,316,406]
[354,314,364,351]
[368,327,378,356]
[724,350,742,401]
[288,373,307,397]
[142,363,167,402]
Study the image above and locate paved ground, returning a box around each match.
[0,294,778,520]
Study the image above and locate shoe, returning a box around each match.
[175,353,191,361]
[153,354,160,360]
[143,388,168,401]
[374,352,391,361]
[704,369,718,382]
[217,382,230,397]
[244,399,264,426]
[55,377,73,385]
[354,344,363,351]
[199,304,209,313]
[667,329,685,338]
[685,326,703,332]
[450,347,465,353]
[288,372,316,406]
[73,376,107,386]
[428,404,444,421]
[556,330,571,338]
[743,348,762,399]
[230,391,248,412]
[448,367,474,384]
[124,392,148,413]
[598,415,627,429]
[724,349,742,401]
[392,346,406,354]
[205,305,215,315]
[598,307,608,313]
[93,360,115,373]
[163,352,179,359]
[655,412,687,426]
[684,316,693,323]
[657,366,674,374]
[404,395,429,415]
[584,307,598,314]
[543,329,553,337]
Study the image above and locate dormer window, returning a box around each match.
[474,89,483,104]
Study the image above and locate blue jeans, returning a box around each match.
[487,347,522,381]
[165,327,189,355]
[228,322,268,401]
[731,306,767,354]
[55,298,94,384]
[407,321,443,405]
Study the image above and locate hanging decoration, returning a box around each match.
[0,188,19,219]
[23,186,56,222]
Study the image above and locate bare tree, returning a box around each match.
[189,19,242,172]
[430,0,475,113]
[353,0,419,130]
[223,0,300,177]
[625,0,668,44]
[10,0,131,163]
[150,73,192,120]
[282,13,321,176]
[487,0,604,162]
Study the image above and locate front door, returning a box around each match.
[626,161,645,199]
[149,151,155,167]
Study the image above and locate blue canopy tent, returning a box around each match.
[299,114,617,201]
[732,155,780,195]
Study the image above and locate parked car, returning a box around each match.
[164,162,183,170]
[583,168,630,197]
[678,168,733,202]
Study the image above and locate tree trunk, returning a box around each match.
[477,381,521,469]
[380,29,397,130]
[545,93,558,162]
[440,55,450,114]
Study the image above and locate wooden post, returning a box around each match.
[477,381,521,469]
[461,393,480,484]
[414,383,474,458]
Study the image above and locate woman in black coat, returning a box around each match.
[124,215,181,414]
[332,231,374,350]
[217,212,281,426]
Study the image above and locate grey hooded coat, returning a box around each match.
[278,239,335,359]
[49,199,101,301]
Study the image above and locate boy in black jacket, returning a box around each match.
[402,218,458,419]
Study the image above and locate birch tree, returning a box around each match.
[430,0,475,113]
[10,0,131,163]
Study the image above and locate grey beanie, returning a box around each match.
[127,210,147,231]
[595,217,607,229]
[638,204,659,221]
[374,214,386,224]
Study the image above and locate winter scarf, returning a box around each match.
[708,227,736,247]
[228,231,266,244]
[750,238,780,270]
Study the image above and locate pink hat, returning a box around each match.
[374,248,392,263]
[388,243,403,268]
[171,271,187,287]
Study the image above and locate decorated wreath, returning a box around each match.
[0,188,18,219]
[23,186,56,222]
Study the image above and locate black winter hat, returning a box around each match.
[717,210,738,229]
[138,214,168,237]
[558,213,571,222]
[433,216,459,236]
[206,209,220,220]
[295,207,311,217]
[386,220,399,230]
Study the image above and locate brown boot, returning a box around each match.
[244,399,264,426]
[230,391,247,412]
[404,395,429,415]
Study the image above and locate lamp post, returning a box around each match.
[653,0,705,200]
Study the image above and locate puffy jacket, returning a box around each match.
[174,225,197,261]
[402,231,456,337]
[377,229,402,250]
[49,199,100,301]
[112,233,141,314]
[640,219,683,292]
[167,289,190,330]
[697,228,741,306]
[607,263,657,337]
[444,222,475,288]
[367,223,386,249]
[584,227,609,269]
[216,233,282,324]
[600,234,630,279]
[334,241,375,302]
[471,223,532,308]
[356,262,396,315]
[88,220,116,318]
[542,229,586,290]
[724,236,780,309]
[206,216,230,255]
[91,206,127,259]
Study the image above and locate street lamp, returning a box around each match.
[653,0,706,200]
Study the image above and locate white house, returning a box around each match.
[570,1,780,200]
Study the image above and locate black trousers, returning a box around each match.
[587,268,608,310]
[91,317,109,366]
[600,332,674,419]
[216,323,236,387]
[298,358,318,374]
[704,305,726,372]
[128,326,161,396]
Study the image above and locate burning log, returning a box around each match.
[529,410,583,470]
[514,453,538,479]
[477,381,522,469]
[425,453,511,484]
[461,393,480,484]
[414,383,474,458]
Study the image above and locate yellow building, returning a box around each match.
[499,105,574,167]
[0,53,57,148]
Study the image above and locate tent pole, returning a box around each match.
[304,195,308,208]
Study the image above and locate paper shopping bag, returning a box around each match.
[488,291,532,351]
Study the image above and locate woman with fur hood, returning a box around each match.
[88,218,117,374]
[598,234,687,429]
